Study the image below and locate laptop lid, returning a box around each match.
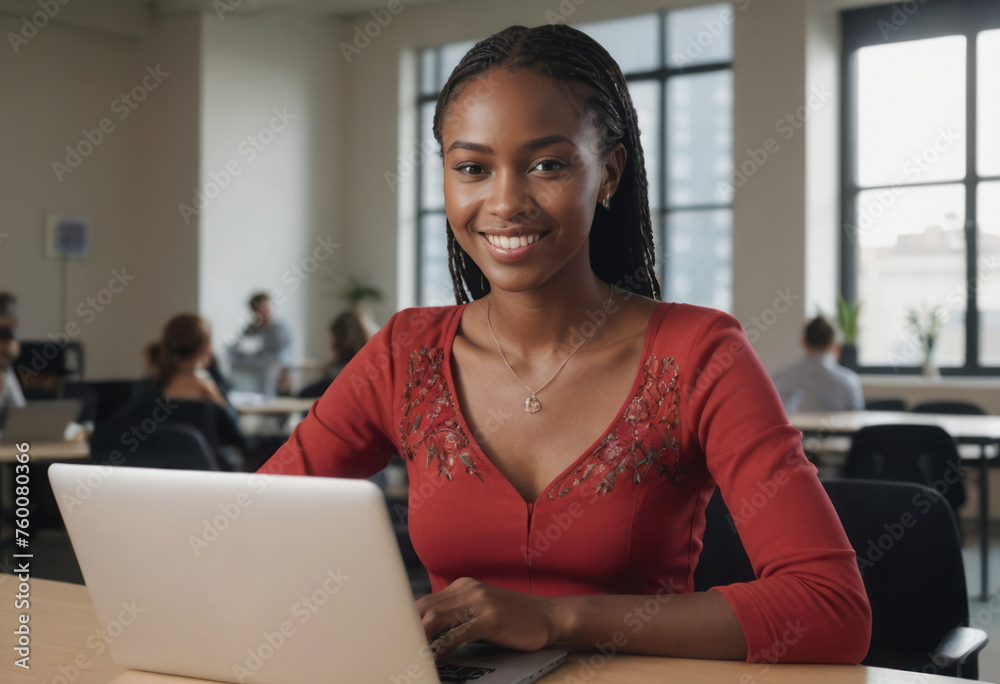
[49,464,439,683]
[2,399,81,444]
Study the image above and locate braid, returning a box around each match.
[433,24,661,303]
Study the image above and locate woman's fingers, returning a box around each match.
[421,598,478,642]
[416,577,481,637]
[429,614,482,660]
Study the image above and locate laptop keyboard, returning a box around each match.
[436,664,497,682]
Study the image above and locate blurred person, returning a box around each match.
[142,341,161,377]
[298,310,371,398]
[771,316,865,413]
[152,313,246,470]
[157,315,228,406]
[0,292,26,435]
[229,292,292,394]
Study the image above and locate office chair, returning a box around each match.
[909,402,997,460]
[695,481,987,678]
[90,421,220,470]
[843,424,966,515]
[866,399,907,412]
[912,401,987,416]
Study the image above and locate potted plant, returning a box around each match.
[906,305,946,377]
[341,276,383,338]
[836,295,860,368]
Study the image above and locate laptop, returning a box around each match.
[1,399,81,444]
[48,464,568,684]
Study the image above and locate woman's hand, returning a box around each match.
[416,577,566,660]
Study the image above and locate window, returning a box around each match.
[841,1,1000,374]
[412,5,735,308]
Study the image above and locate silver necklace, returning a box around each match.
[486,284,615,414]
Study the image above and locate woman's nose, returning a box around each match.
[485,171,532,221]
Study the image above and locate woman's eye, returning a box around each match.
[532,159,564,173]
[455,163,487,176]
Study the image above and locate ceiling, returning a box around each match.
[152,0,457,20]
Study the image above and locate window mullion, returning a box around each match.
[966,29,980,370]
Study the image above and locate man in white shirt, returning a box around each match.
[771,316,865,414]
[229,292,293,395]
[0,292,26,437]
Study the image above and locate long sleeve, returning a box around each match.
[684,311,872,663]
[257,313,401,478]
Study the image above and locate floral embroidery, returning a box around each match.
[400,346,484,482]
[399,347,685,497]
[546,355,685,500]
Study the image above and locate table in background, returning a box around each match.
[231,397,316,416]
[0,441,91,541]
[231,397,316,437]
[1,579,992,684]
[0,440,89,463]
[790,410,1000,601]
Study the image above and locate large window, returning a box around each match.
[413,5,735,308]
[842,1,1000,374]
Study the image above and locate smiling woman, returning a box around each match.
[258,24,871,667]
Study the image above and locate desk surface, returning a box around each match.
[231,397,315,415]
[0,440,90,463]
[2,579,991,684]
[790,410,1000,443]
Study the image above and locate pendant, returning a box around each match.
[525,395,541,413]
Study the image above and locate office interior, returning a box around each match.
[2,0,1000,680]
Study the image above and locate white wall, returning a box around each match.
[199,11,346,365]
[0,10,201,380]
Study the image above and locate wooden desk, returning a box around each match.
[0,440,90,463]
[790,410,1000,601]
[2,579,992,684]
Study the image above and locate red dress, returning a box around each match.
[257,302,872,664]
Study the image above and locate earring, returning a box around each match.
[601,194,612,210]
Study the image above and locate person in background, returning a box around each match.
[771,316,865,413]
[298,311,371,398]
[229,292,293,395]
[142,341,161,377]
[157,315,228,406]
[154,313,247,470]
[0,292,26,436]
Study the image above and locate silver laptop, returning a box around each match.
[1,399,81,444]
[49,464,567,684]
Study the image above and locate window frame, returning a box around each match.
[840,0,1000,375]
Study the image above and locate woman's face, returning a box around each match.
[440,68,624,294]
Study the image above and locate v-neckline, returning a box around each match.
[440,300,673,508]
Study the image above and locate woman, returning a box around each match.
[157,314,228,405]
[156,313,247,470]
[299,311,371,399]
[258,25,870,664]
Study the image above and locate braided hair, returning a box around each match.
[432,24,660,303]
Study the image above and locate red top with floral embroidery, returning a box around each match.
[257,302,872,665]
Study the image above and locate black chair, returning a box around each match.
[90,421,219,470]
[298,378,332,399]
[99,395,247,471]
[866,399,907,412]
[62,380,140,427]
[912,401,987,416]
[695,481,987,678]
[844,424,966,515]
